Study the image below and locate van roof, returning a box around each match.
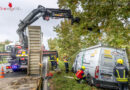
[81,44,125,52]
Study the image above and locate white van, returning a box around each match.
[72,44,129,89]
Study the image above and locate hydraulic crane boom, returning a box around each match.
[17,5,79,48]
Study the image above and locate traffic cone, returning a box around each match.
[0,66,4,78]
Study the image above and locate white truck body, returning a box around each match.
[72,44,129,88]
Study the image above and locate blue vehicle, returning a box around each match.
[6,44,28,72]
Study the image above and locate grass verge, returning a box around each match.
[49,60,98,90]
[49,60,130,90]
[51,71,98,90]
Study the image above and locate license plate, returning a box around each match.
[103,75,110,78]
[101,74,111,79]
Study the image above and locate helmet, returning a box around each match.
[81,66,86,70]
[117,59,123,64]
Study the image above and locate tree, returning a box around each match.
[4,40,12,44]
[48,0,130,62]
[0,40,12,52]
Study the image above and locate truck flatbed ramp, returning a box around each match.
[28,26,42,75]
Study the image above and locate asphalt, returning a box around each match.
[0,63,26,78]
[0,56,49,90]
[4,71,27,78]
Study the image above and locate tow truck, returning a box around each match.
[0,5,80,90]
[8,5,79,74]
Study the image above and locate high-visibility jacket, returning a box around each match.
[49,60,55,61]
[76,70,85,79]
[49,55,56,62]
[113,64,128,82]
[56,58,59,64]
[64,59,68,63]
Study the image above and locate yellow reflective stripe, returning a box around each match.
[49,60,55,61]
[116,78,128,82]
[123,70,125,78]
[116,70,120,78]
[57,58,59,62]
[116,69,128,82]
[22,51,25,54]
[64,60,68,63]
[16,55,21,57]
[16,54,28,57]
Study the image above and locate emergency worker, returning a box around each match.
[56,57,59,68]
[113,59,128,90]
[75,66,86,83]
[50,55,56,70]
[63,56,69,73]
[54,55,58,69]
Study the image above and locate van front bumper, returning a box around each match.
[94,79,118,89]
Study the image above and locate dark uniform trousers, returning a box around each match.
[64,59,69,73]
[64,62,69,73]
[118,82,128,90]
[50,60,55,70]
[113,64,128,90]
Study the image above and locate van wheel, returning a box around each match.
[87,75,94,86]
[90,78,94,85]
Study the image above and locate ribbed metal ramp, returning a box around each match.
[28,26,42,75]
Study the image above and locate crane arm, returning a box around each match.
[17,5,78,48]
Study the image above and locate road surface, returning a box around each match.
[0,56,49,90]
[0,71,39,90]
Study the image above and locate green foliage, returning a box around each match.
[48,0,130,63]
[48,38,59,50]
[58,0,130,47]
[4,40,11,44]
[0,60,8,64]
[0,44,5,52]
[52,72,95,90]
[0,40,12,52]
[51,60,98,90]
[48,1,130,89]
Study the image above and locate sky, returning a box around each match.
[0,0,62,49]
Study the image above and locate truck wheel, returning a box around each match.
[13,69,17,72]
